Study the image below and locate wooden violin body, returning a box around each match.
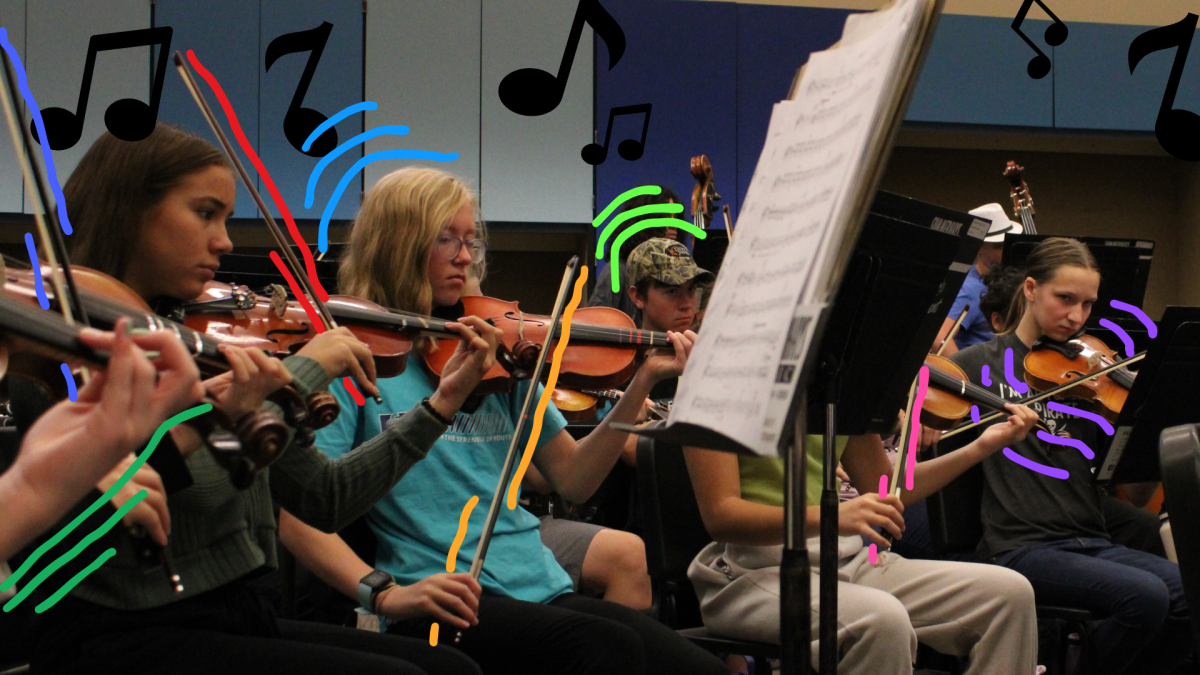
[1024,334,1134,423]
[920,354,1018,431]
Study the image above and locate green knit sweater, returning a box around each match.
[71,355,448,609]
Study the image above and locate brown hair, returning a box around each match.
[997,237,1100,333]
[339,167,482,316]
[63,124,230,280]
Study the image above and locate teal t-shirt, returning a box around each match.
[316,364,574,603]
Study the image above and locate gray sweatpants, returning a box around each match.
[689,536,1038,675]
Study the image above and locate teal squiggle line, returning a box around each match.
[304,125,411,208]
[0,403,212,596]
[4,490,145,611]
[302,101,378,152]
[34,548,116,613]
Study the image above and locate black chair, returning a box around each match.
[1159,423,1200,652]
[636,434,780,675]
[924,446,1096,675]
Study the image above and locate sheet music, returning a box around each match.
[670,0,936,455]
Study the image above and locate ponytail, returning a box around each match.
[995,237,1099,334]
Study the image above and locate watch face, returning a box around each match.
[362,570,392,589]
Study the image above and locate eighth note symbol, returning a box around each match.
[582,103,651,165]
[1130,13,1200,161]
[499,0,625,117]
[32,27,172,150]
[266,21,336,157]
[1011,0,1068,79]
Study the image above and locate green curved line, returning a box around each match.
[1,403,213,596]
[35,548,116,613]
[609,221,709,292]
[592,185,662,228]
[595,204,684,256]
[4,491,145,612]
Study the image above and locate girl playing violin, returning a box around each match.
[279,167,727,675]
[947,237,1191,675]
[17,124,495,675]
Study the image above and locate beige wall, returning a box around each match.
[686,0,1196,25]
[878,135,1183,321]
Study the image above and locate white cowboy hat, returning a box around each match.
[969,203,1024,243]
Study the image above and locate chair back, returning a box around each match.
[637,434,715,580]
[924,439,986,559]
[1158,423,1200,649]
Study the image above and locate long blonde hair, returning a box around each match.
[339,167,485,315]
[996,237,1099,334]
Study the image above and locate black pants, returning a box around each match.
[389,593,727,675]
[31,580,480,675]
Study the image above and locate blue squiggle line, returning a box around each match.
[1036,430,1095,459]
[1047,401,1114,435]
[318,149,459,252]
[981,364,991,386]
[23,232,49,309]
[1003,447,1068,479]
[1004,348,1028,393]
[59,363,77,401]
[304,125,411,208]
[0,28,71,234]
[1111,299,1157,338]
[1099,318,1135,357]
[302,101,377,152]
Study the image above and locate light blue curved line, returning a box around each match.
[0,29,71,234]
[1099,318,1135,357]
[59,363,77,401]
[981,365,991,386]
[23,232,48,309]
[593,185,662,227]
[609,219,707,292]
[1004,347,1029,394]
[595,204,685,255]
[1036,430,1095,459]
[1003,447,1068,479]
[1110,299,1157,338]
[304,125,411,208]
[318,149,459,252]
[1046,401,1115,436]
[302,101,378,152]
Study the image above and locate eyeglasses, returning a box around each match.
[435,235,487,261]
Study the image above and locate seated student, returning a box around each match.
[949,237,1191,674]
[686,415,1041,673]
[978,266,1025,334]
[20,125,494,675]
[587,186,682,326]
[279,167,726,675]
[0,321,201,561]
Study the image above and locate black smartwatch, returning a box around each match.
[357,569,394,613]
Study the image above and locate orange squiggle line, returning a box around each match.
[447,495,480,572]
[506,266,589,509]
[428,622,439,646]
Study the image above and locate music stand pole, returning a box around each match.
[820,371,840,674]
[781,391,812,675]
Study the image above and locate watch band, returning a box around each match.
[358,569,394,613]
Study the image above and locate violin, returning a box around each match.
[1024,333,1135,423]
[424,296,676,396]
[920,354,1025,431]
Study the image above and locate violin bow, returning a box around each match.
[938,351,1147,442]
[455,256,580,644]
[936,305,969,356]
[171,52,337,333]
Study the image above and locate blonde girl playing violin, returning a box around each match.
[14,124,495,675]
[279,167,728,675]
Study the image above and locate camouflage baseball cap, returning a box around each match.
[626,238,716,288]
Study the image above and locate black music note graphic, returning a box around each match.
[265,21,335,157]
[499,0,626,117]
[1130,13,1200,161]
[1011,0,1068,79]
[31,27,172,150]
[581,103,651,165]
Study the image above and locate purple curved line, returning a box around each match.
[1004,348,1028,393]
[1110,300,1157,338]
[1046,401,1114,436]
[981,365,991,386]
[1036,430,1095,459]
[1098,319,1135,357]
[1003,447,1069,479]
[970,405,981,424]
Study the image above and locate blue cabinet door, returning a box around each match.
[260,0,363,228]
[906,14,1053,128]
[0,0,25,214]
[736,4,854,216]
[594,0,737,236]
[157,0,260,219]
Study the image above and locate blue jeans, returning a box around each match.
[994,538,1191,675]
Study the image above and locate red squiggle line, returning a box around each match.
[186,50,330,302]
[269,251,324,332]
[342,377,366,406]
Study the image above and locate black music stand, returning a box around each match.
[1095,306,1200,485]
[1004,235,1155,322]
[628,194,980,673]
